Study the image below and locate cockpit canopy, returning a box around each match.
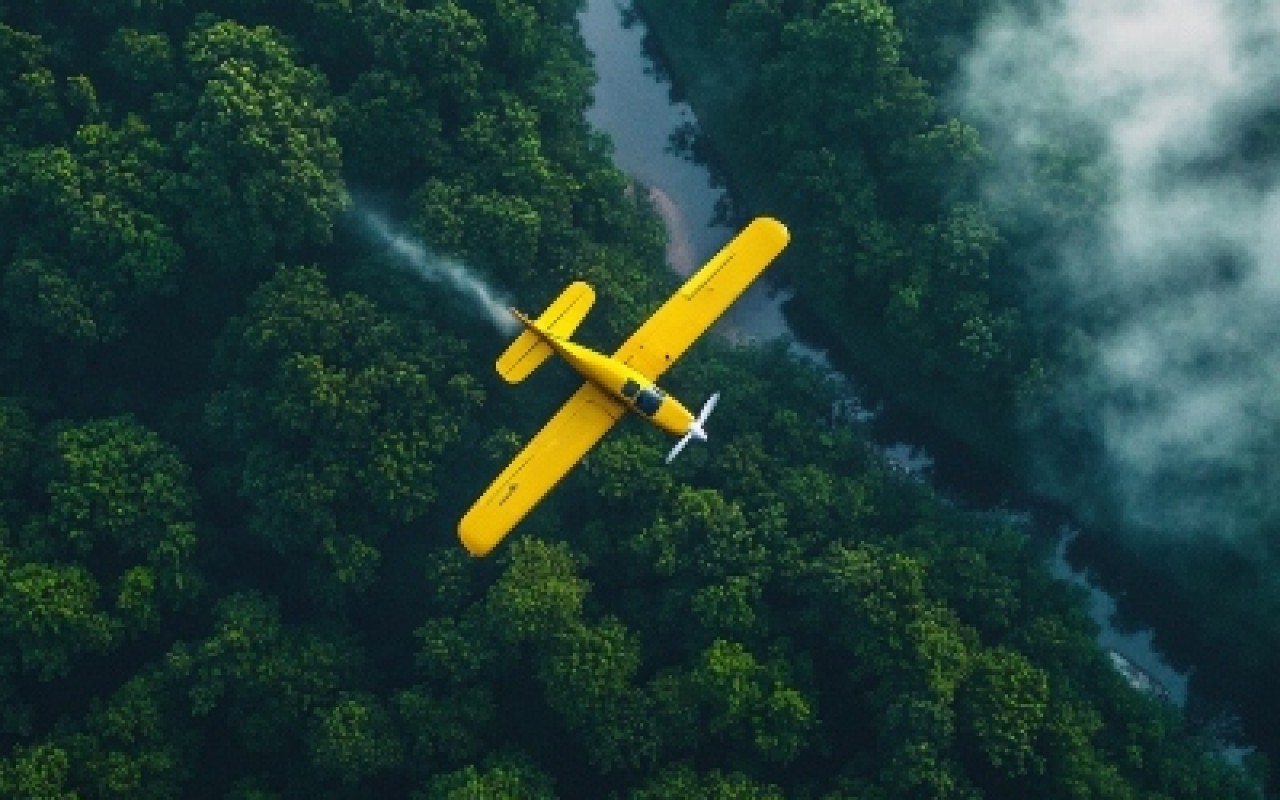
[621,379,664,416]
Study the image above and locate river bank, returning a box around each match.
[630,0,1025,486]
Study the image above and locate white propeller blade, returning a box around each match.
[666,392,720,463]
[696,392,719,425]
[666,433,694,463]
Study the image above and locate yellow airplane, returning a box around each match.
[458,216,790,557]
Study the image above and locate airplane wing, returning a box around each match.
[458,381,625,556]
[612,216,790,380]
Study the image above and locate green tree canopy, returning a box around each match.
[0,0,1263,796]
[179,18,346,271]
[207,264,478,599]
[0,116,181,343]
[30,416,200,624]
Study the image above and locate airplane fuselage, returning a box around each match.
[515,312,695,438]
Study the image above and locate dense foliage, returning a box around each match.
[0,0,1258,796]
[637,0,1037,457]
[637,0,1280,789]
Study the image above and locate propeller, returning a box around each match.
[666,392,720,463]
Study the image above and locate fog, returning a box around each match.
[955,0,1280,549]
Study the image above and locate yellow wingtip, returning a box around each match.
[458,510,502,558]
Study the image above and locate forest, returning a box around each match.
[0,0,1266,797]
[638,0,1280,793]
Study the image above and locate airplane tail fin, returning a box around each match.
[496,281,595,383]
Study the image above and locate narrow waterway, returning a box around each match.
[578,0,1193,707]
[579,1,805,349]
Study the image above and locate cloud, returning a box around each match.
[955,0,1280,546]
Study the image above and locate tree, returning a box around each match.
[418,755,556,800]
[0,560,117,679]
[0,23,66,144]
[103,28,177,110]
[874,691,979,800]
[0,2,1264,796]
[629,487,776,583]
[686,639,817,765]
[887,119,987,214]
[0,414,195,676]
[536,616,659,771]
[370,0,488,118]
[59,668,194,799]
[179,18,346,271]
[482,537,589,644]
[206,265,476,598]
[0,742,76,800]
[409,91,580,286]
[395,684,495,766]
[0,399,34,523]
[627,764,785,799]
[721,0,786,63]
[35,416,199,609]
[8,414,199,632]
[165,592,362,757]
[956,646,1050,781]
[762,0,932,152]
[308,692,403,784]
[335,69,445,184]
[0,117,182,343]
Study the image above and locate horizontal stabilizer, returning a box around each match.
[536,281,595,337]
[496,281,595,383]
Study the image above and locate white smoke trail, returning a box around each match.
[955,0,1280,546]
[358,209,519,337]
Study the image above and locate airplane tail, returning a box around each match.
[496,281,595,383]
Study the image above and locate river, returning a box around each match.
[578,0,1193,707]
[579,1,804,350]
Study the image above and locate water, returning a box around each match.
[580,4,727,263]
[578,0,1192,706]
[1048,529,1188,702]
[580,1,805,349]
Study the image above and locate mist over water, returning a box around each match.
[357,208,519,337]
[955,0,1280,548]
